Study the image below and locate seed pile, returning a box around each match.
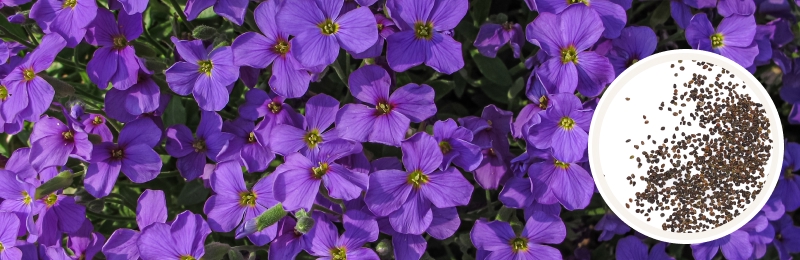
[626,60,772,233]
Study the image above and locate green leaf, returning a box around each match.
[471,51,512,86]
[131,41,159,58]
[508,77,525,100]
[650,1,671,28]
[163,98,187,127]
[201,242,231,260]
[478,79,511,104]
[253,203,287,231]
[39,74,75,98]
[470,0,492,26]
[0,18,28,41]
[177,180,209,205]
[427,80,454,101]
[454,72,467,98]
[192,25,218,40]
[227,250,245,260]
[35,171,75,199]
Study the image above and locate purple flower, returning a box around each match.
[0,0,30,8]
[269,217,308,260]
[498,175,562,219]
[670,0,693,29]
[686,13,758,68]
[615,236,673,260]
[165,111,233,180]
[739,213,774,259]
[527,149,594,210]
[459,105,513,150]
[218,118,275,173]
[204,161,280,245]
[85,8,143,90]
[534,0,627,39]
[85,118,162,198]
[775,142,800,212]
[35,193,86,246]
[336,65,436,146]
[184,0,247,25]
[0,40,8,65]
[29,0,97,47]
[104,69,163,121]
[238,88,304,126]
[0,212,22,259]
[77,113,113,142]
[271,94,341,155]
[67,220,105,260]
[608,26,657,76]
[29,116,92,171]
[102,189,167,260]
[232,0,312,98]
[718,0,755,17]
[365,133,473,235]
[595,213,630,241]
[1,34,66,122]
[432,119,481,171]
[274,139,367,211]
[470,212,565,259]
[276,0,378,68]
[691,230,752,260]
[474,22,525,59]
[0,170,39,235]
[527,4,614,97]
[526,94,592,162]
[137,211,211,260]
[165,37,239,111]
[113,0,147,14]
[772,214,800,260]
[385,0,466,74]
[352,14,397,59]
[304,210,380,259]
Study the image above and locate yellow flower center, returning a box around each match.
[0,85,8,101]
[92,115,103,125]
[330,246,347,260]
[510,237,529,253]
[197,60,213,75]
[710,33,725,48]
[247,132,257,143]
[312,162,329,179]
[179,256,196,260]
[407,170,429,189]
[62,0,77,8]
[22,191,31,205]
[560,46,578,64]
[111,148,124,159]
[44,193,58,207]
[318,19,339,35]
[273,40,290,55]
[558,117,575,130]
[538,96,548,109]
[304,129,323,149]
[239,191,257,207]
[62,130,74,141]
[786,167,794,179]
[554,159,570,169]
[439,141,452,154]
[376,102,392,114]
[627,58,639,67]
[113,35,127,49]
[268,101,282,113]
[192,139,207,152]
[377,23,384,31]
[414,21,434,40]
[0,241,4,252]
[23,68,35,81]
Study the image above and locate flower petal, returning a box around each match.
[421,167,473,208]
[365,169,413,216]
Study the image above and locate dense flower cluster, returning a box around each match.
[0,0,797,259]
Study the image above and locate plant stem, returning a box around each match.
[312,204,341,216]
[167,0,194,30]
